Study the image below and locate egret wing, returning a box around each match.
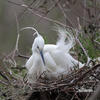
[44,52,57,72]
[27,53,46,83]
[66,54,84,68]
[25,55,34,70]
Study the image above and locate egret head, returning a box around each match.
[33,35,45,65]
[20,26,45,65]
[32,35,44,52]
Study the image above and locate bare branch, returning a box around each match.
[52,0,74,27]
[75,29,91,66]
[18,0,37,18]
[0,72,9,81]
[7,0,67,27]
[0,80,9,86]
[17,53,29,59]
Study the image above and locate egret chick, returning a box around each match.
[22,27,84,83]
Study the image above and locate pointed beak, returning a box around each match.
[39,50,45,65]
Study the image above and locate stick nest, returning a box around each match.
[26,63,100,100]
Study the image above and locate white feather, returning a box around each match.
[24,26,84,83]
[55,26,75,52]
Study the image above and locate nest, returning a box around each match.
[26,63,100,100]
[1,59,100,100]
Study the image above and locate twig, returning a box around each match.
[94,40,100,45]
[0,71,12,85]
[0,72,9,81]
[17,53,29,59]
[18,0,37,18]
[75,29,91,66]
[71,92,77,100]
[15,14,20,52]
[91,74,100,81]
[37,64,100,91]
[33,0,62,27]
[85,81,97,100]
[7,0,67,28]
[72,64,100,85]
[11,67,26,70]
[12,13,20,58]
[48,0,60,13]
[53,0,74,27]
[88,82,100,100]
[0,80,8,86]
[75,92,81,100]
[3,14,20,67]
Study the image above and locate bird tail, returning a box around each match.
[55,26,75,52]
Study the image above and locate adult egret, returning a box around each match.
[21,27,84,83]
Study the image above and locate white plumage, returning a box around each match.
[22,26,84,83]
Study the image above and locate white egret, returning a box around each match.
[21,26,84,83]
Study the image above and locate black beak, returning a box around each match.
[40,50,45,65]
